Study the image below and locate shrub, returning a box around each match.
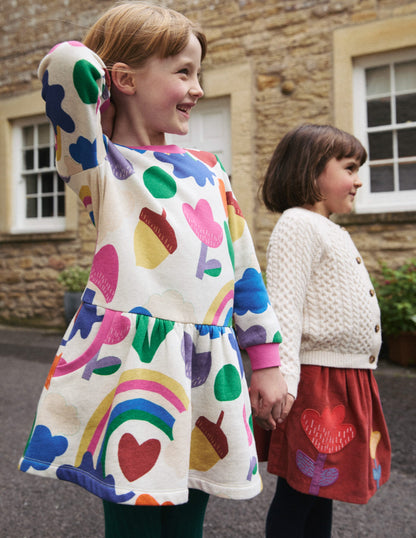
[372,259,416,336]
[57,266,89,292]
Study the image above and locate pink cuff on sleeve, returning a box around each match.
[245,343,281,370]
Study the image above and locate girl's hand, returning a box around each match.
[101,100,116,139]
[250,367,288,431]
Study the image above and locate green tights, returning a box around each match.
[103,489,210,538]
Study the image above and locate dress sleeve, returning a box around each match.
[223,178,282,369]
[266,212,321,397]
[38,41,110,185]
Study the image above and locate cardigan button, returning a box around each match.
[369,355,376,364]
[356,257,362,264]
[369,289,375,297]
[375,325,380,333]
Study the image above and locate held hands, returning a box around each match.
[250,367,294,430]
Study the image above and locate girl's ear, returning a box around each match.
[111,63,136,95]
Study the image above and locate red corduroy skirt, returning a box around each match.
[255,365,391,504]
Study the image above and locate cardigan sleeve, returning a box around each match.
[266,211,322,396]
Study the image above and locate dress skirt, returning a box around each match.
[19,301,262,506]
[255,365,391,504]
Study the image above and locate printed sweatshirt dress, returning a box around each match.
[19,42,282,506]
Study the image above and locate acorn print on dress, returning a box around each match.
[134,208,177,269]
[189,411,229,471]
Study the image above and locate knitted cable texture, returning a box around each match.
[266,208,381,397]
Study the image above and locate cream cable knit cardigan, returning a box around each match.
[266,207,381,398]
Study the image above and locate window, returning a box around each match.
[12,117,65,233]
[354,50,416,213]
[166,96,232,176]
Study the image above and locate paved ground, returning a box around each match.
[1,325,415,537]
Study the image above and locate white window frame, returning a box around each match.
[12,116,66,233]
[354,48,416,214]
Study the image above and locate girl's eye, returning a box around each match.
[178,68,189,75]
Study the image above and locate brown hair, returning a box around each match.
[262,124,367,213]
[83,1,207,70]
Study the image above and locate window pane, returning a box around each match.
[41,172,54,193]
[370,165,394,192]
[395,61,416,92]
[38,123,50,145]
[396,93,416,123]
[38,147,50,168]
[42,196,54,217]
[398,128,416,157]
[399,163,416,190]
[57,177,65,192]
[26,197,37,218]
[368,131,393,160]
[367,98,391,127]
[26,174,38,194]
[24,149,34,170]
[23,126,33,147]
[366,65,390,96]
[58,194,65,216]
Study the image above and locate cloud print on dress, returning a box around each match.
[234,268,270,315]
[41,71,75,134]
[57,452,135,503]
[154,152,216,186]
[20,425,68,471]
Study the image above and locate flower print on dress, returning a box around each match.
[183,199,223,279]
[296,405,356,495]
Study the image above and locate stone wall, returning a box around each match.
[1,0,415,327]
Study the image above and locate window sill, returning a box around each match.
[0,230,78,243]
[333,211,416,227]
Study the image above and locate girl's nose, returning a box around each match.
[190,78,204,99]
[354,173,363,188]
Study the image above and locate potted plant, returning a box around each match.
[372,259,416,367]
[57,265,90,323]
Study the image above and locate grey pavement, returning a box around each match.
[1,325,415,537]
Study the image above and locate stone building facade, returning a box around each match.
[1,0,415,328]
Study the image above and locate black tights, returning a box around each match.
[266,477,333,538]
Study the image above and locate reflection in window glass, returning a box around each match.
[367,98,391,127]
[399,163,416,190]
[23,126,33,147]
[42,196,54,218]
[41,172,54,193]
[366,65,390,96]
[26,175,37,195]
[370,165,394,192]
[368,131,393,160]
[26,198,37,218]
[398,128,416,157]
[38,123,50,145]
[38,147,50,168]
[395,61,416,91]
[24,149,34,170]
[396,94,416,123]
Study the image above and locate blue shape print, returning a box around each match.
[20,425,68,472]
[234,268,270,315]
[57,452,135,503]
[69,136,98,170]
[62,294,104,346]
[154,152,216,186]
[41,70,75,134]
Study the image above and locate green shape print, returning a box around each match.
[143,166,177,199]
[73,59,101,104]
[133,316,175,363]
[214,364,242,401]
